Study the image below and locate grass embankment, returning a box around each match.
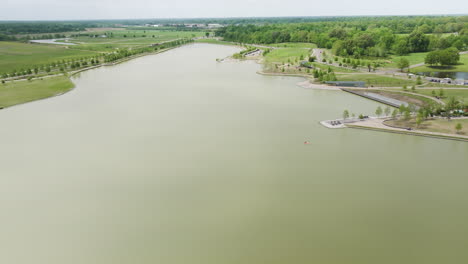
[411,54,468,72]
[336,73,417,87]
[0,76,74,108]
[385,118,468,135]
[0,41,98,74]
[352,89,437,107]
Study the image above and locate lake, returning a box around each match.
[1,43,467,264]
[29,38,77,45]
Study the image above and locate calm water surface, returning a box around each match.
[1,44,467,264]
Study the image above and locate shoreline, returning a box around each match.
[0,45,184,111]
[345,117,468,142]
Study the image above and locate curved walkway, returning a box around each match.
[347,117,468,141]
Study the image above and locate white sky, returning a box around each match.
[1,0,467,20]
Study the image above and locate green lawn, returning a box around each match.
[0,76,74,108]
[415,89,468,103]
[411,54,468,72]
[312,62,358,73]
[386,118,468,135]
[264,47,310,64]
[385,52,429,68]
[336,73,417,87]
[0,41,98,74]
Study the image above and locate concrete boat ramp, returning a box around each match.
[320,117,379,129]
[320,119,346,128]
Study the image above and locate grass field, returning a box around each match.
[386,118,468,135]
[0,41,98,74]
[385,52,429,68]
[415,89,468,103]
[411,54,468,72]
[336,73,417,87]
[312,62,358,73]
[264,47,310,63]
[0,76,74,108]
[70,30,202,45]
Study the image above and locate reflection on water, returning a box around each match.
[0,44,467,264]
[418,71,468,79]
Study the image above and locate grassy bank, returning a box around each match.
[0,76,74,108]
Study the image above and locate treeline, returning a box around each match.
[216,16,468,58]
[0,22,97,35]
[103,39,193,62]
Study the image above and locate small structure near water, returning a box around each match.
[325,81,366,87]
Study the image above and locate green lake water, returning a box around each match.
[0,44,467,264]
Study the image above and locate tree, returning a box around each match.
[408,30,430,52]
[391,109,398,119]
[397,58,410,72]
[455,123,463,134]
[431,90,436,97]
[375,106,383,117]
[439,88,445,98]
[343,109,350,120]
[416,113,423,128]
[205,32,210,37]
[411,86,416,92]
[384,106,391,117]
[416,76,422,85]
[367,63,371,72]
[403,110,411,121]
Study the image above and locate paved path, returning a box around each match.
[347,117,468,140]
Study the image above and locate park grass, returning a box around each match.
[0,41,98,74]
[385,52,429,68]
[385,118,468,135]
[0,76,74,108]
[411,54,468,72]
[269,42,317,49]
[264,47,310,64]
[414,89,468,103]
[312,62,358,73]
[336,73,417,87]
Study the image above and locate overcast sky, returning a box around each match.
[1,0,467,20]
